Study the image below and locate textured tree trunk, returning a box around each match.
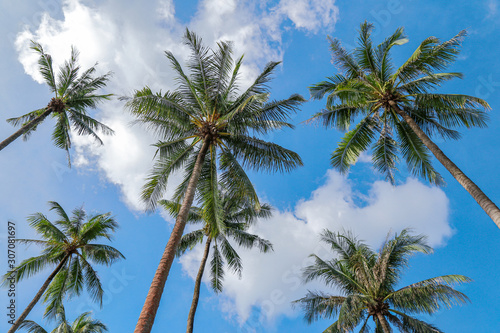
[7,253,70,333]
[391,102,500,230]
[135,139,210,333]
[376,313,391,333]
[0,109,51,152]
[186,237,211,333]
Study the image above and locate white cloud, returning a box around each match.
[14,0,183,211]
[356,151,372,163]
[157,0,176,22]
[179,170,452,325]
[268,0,339,32]
[14,0,339,212]
[487,0,498,18]
[71,106,156,211]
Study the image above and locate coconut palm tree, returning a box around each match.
[3,202,124,333]
[19,306,107,333]
[124,29,304,333]
[161,186,273,333]
[308,22,500,229]
[0,41,113,165]
[294,229,471,333]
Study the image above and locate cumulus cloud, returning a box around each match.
[15,0,339,212]
[266,0,339,33]
[179,170,452,325]
[13,0,180,209]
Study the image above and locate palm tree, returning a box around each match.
[161,187,273,333]
[124,29,304,333]
[19,306,107,333]
[308,22,500,229]
[3,202,124,333]
[0,41,113,165]
[294,229,471,333]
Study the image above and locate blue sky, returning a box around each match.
[1,0,500,332]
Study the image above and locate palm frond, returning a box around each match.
[141,140,197,211]
[2,254,58,284]
[210,242,224,293]
[399,73,463,94]
[43,262,70,320]
[31,41,57,93]
[218,237,242,277]
[67,110,114,145]
[176,229,205,256]
[57,46,80,97]
[372,130,399,183]
[331,116,377,173]
[79,255,104,305]
[125,87,193,128]
[6,108,48,141]
[226,135,303,173]
[375,26,408,82]
[387,275,471,314]
[395,120,444,185]
[51,112,72,165]
[237,94,303,135]
[164,50,207,114]
[27,212,67,243]
[211,39,234,102]
[71,312,108,332]
[159,199,203,224]
[199,148,225,236]
[302,254,364,294]
[19,320,49,333]
[306,105,361,131]
[355,22,378,75]
[309,74,349,101]
[78,212,119,243]
[328,36,362,79]
[81,244,125,266]
[218,147,260,207]
[388,309,443,333]
[293,291,347,324]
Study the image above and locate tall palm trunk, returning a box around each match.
[391,102,500,229]
[135,139,211,333]
[186,237,212,333]
[8,253,70,333]
[0,109,51,152]
[376,313,391,333]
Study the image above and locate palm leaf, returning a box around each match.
[210,242,224,293]
[388,309,443,333]
[331,116,377,173]
[372,130,399,183]
[19,320,49,333]
[395,120,444,185]
[306,105,361,131]
[31,41,57,93]
[43,262,70,320]
[141,140,197,210]
[226,135,303,173]
[176,230,205,256]
[81,244,125,265]
[387,275,471,314]
[57,46,80,97]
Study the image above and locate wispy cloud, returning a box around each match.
[486,0,498,19]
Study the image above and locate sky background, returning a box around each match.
[1,0,499,332]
